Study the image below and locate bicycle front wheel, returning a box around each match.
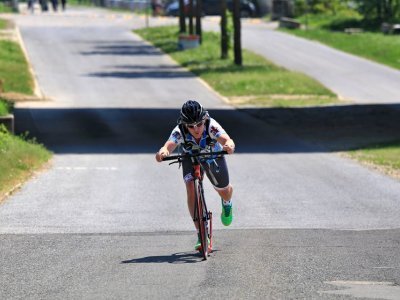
[194,179,209,260]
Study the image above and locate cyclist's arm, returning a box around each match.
[155,141,177,162]
[217,134,235,154]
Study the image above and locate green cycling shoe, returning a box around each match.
[194,235,211,251]
[221,200,233,226]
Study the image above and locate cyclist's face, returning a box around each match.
[186,121,204,138]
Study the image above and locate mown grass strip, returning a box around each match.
[0,18,8,29]
[0,3,12,13]
[0,99,11,116]
[134,25,338,107]
[0,126,52,200]
[0,39,33,94]
[281,28,400,71]
[135,25,400,177]
[348,140,400,178]
[0,21,52,200]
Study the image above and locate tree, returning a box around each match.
[355,0,400,22]
[179,0,186,33]
[232,0,242,66]
[188,0,194,34]
[220,0,228,59]
[195,0,203,43]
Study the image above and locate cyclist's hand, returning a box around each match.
[223,139,235,154]
[156,147,170,162]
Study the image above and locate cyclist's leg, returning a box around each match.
[203,156,233,200]
[203,157,233,226]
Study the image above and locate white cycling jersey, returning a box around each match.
[168,117,226,153]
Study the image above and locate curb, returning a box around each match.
[15,26,44,99]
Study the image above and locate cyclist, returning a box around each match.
[155,100,235,250]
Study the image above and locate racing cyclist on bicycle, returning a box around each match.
[155,100,235,250]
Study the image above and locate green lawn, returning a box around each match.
[0,40,33,94]
[0,2,12,13]
[348,140,400,177]
[0,126,52,199]
[281,12,400,71]
[284,28,400,70]
[0,20,51,201]
[0,18,8,29]
[135,25,400,178]
[134,26,338,107]
[0,99,11,116]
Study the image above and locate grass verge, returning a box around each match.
[348,140,400,179]
[68,0,94,6]
[278,15,400,177]
[134,25,338,107]
[0,20,52,201]
[0,18,8,29]
[0,2,12,13]
[0,98,11,116]
[283,28,400,71]
[0,39,34,94]
[135,25,400,179]
[0,126,52,201]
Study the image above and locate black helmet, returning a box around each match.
[178,100,208,124]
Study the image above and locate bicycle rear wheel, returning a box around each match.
[194,179,209,260]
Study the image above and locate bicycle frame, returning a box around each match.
[192,162,211,259]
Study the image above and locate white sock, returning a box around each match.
[222,199,232,206]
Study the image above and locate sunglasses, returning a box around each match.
[186,121,205,129]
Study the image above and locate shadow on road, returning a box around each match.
[121,251,204,264]
[14,104,400,154]
[80,41,162,56]
[240,103,400,151]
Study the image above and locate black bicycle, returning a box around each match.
[162,150,227,260]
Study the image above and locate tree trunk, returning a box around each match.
[232,0,242,66]
[195,0,202,43]
[220,0,228,59]
[188,0,194,34]
[179,0,186,33]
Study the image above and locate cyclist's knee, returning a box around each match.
[214,183,233,197]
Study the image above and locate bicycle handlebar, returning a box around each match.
[162,150,228,162]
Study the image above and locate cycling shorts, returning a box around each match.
[182,156,230,189]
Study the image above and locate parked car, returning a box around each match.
[165,0,257,18]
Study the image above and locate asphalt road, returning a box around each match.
[1,7,400,299]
